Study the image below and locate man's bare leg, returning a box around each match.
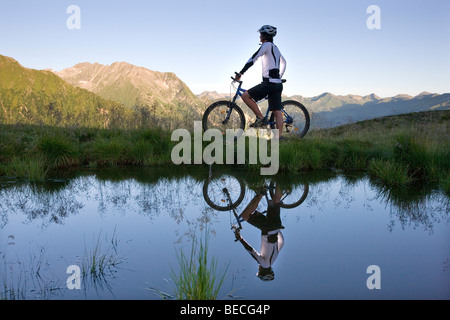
[239,194,264,222]
[242,91,264,120]
[272,109,283,138]
[272,183,282,204]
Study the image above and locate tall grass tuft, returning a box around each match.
[278,142,301,171]
[336,140,371,169]
[134,127,172,164]
[393,134,430,179]
[170,228,228,300]
[81,229,123,289]
[295,140,324,170]
[440,171,450,197]
[368,159,414,186]
[37,135,78,169]
[427,146,450,183]
[91,137,127,166]
[2,157,47,182]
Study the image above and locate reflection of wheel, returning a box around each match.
[269,182,309,209]
[203,175,246,211]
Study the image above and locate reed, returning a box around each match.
[81,230,123,285]
[170,228,228,300]
[1,245,60,300]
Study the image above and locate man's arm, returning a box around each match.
[237,43,269,78]
[234,230,262,264]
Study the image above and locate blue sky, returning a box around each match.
[0,0,449,97]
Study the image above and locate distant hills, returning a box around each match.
[198,90,450,128]
[0,55,137,128]
[55,62,204,127]
[291,91,450,128]
[1,53,449,131]
[0,54,204,130]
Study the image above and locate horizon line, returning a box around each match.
[2,53,448,100]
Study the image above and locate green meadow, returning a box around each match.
[1,110,449,195]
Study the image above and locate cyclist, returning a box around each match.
[233,183,285,281]
[235,25,287,139]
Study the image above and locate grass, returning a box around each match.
[37,135,79,168]
[1,156,48,181]
[367,159,413,186]
[81,229,123,280]
[298,110,450,189]
[440,171,450,197]
[79,228,124,294]
[0,110,449,195]
[150,226,228,300]
[0,124,174,176]
[1,245,61,300]
[170,228,228,300]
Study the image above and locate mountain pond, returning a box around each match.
[0,166,448,300]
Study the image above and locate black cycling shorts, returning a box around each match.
[247,205,284,234]
[247,82,283,111]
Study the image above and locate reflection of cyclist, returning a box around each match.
[233,185,284,281]
[235,25,287,139]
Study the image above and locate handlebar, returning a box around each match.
[231,72,243,85]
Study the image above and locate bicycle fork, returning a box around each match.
[223,187,243,231]
[222,103,234,125]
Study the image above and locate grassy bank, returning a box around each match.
[0,124,173,181]
[0,110,449,195]
[299,110,449,192]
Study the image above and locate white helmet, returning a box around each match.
[257,266,275,281]
[258,25,277,36]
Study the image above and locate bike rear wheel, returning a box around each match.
[202,101,246,139]
[269,181,309,209]
[270,100,310,138]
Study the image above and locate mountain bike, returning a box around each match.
[202,74,310,139]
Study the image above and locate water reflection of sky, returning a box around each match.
[0,167,448,300]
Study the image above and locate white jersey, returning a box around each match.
[241,230,284,269]
[240,42,287,83]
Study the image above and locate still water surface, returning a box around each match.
[0,166,448,300]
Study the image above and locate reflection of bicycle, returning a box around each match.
[202,74,310,139]
[202,174,309,212]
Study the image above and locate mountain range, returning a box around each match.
[198,90,450,128]
[1,53,449,130]
[0,55,136,128]
[291,91,450,128]
[54,62,204,128]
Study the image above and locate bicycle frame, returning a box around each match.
[223,187,243,230]
[223,183,273,232]
[229,78,293,127]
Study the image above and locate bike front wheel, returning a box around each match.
[202,101,246,139]
[270,100,310,138]
[203,174,246,211]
